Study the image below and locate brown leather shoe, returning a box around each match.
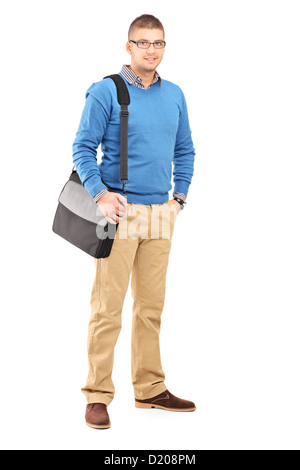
[135,390,196,412]
[85,403,111,429]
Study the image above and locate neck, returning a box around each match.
[129,65,155,89]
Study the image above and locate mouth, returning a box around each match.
[144,57,157,63]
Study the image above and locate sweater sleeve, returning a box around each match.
[72,84,112,198]
[173,88,195,197]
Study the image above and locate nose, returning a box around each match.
[147,43,155,52]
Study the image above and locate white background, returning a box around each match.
[0,0,299,450]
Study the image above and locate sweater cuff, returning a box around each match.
[173,180,190,196]
[83,175,108,199]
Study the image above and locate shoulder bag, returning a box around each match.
[52,74,130,258]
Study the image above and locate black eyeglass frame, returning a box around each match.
[129,40,167,49]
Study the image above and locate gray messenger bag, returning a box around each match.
[52,74,130,258]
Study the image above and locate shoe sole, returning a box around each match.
[135,401,196,412]
[86,421,111,429]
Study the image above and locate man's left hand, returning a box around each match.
[169,199,182,214]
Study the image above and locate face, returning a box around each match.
[126,28,165,75]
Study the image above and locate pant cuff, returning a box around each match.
[85,392,113,407]
[134,383,168,401]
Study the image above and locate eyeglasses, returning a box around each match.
[129,40,166,49]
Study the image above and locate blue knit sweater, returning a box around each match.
[72,74,195,204]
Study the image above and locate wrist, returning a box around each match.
[173,198,185,210]
[93,189,109,203]
[173,196,186,210]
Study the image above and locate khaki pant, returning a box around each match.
[82,200,179,405]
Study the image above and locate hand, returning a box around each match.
[97,192,128,225]
[169,199,181,214]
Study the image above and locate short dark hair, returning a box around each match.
[128,14,165,39]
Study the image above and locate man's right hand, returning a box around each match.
[97,192,128,225]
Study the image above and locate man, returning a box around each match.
[73,14,196,429]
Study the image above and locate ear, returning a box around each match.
[126,41,133,56]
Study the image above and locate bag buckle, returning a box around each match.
[120,110,129,117]
[119,179,129,196]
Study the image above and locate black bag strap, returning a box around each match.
[104,74,130,194]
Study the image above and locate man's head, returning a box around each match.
[126,14,166,76]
